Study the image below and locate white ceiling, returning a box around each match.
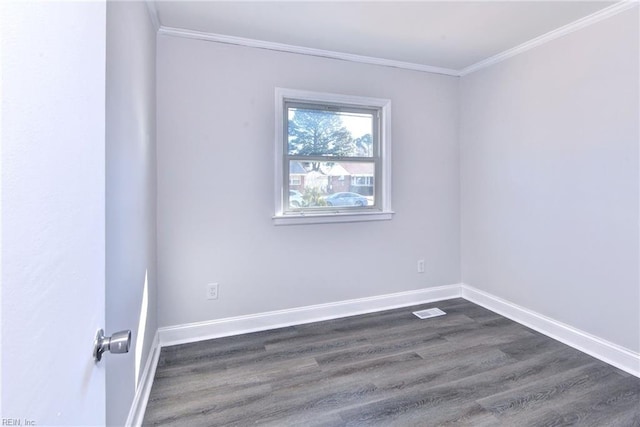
[153,1,617,73]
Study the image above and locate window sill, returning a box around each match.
[273,210,394,226]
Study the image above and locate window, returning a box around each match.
[352,176,373,186]
[289,176,301,186]
[274,88,393,225]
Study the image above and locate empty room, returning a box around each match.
[2,1,639,426]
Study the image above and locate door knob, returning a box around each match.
[93,329,131,362]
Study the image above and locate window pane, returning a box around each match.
[288,160,374,209]
[287,107,374,157]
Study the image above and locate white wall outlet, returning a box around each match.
[206,283,219,300]
[417,260,425,273]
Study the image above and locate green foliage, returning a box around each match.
[288,109,355,170]
[302,187,327,207]
[354,134,373,157]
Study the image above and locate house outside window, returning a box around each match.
[274,88,393,225]
[289,176,301,186]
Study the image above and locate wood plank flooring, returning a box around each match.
[143,298,640,426]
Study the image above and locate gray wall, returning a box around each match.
[460,8,639,352]
[156,36,461,327]
[106,2,157,425]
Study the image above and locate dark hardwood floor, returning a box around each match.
[143,298,640,426]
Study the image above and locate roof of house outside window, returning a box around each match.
[340,162,374,176]
[290,161,307,175]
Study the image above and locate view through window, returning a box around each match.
[284,103,379,212]
[274,88,392,225]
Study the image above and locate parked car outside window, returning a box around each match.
[324,192,368,207]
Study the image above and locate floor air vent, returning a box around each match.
[413,308,446,319]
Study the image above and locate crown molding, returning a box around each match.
[459,0,639,76]
[157,26,460,77]
[155,1,637,77]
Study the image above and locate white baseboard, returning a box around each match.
[126,331,161,427]
[158,284,462,347]
[461,284,640,378]
[134,282,638,424]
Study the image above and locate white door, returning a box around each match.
[1,2,108,425]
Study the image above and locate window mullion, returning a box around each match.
[287,156,377,163]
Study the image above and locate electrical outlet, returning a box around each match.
[206,283,219,300]
[417,260,425,273]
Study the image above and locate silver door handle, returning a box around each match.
[93,329,131,362]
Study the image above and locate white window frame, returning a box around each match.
[273,88,393,225]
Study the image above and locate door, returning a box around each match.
[1,2,107,424]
